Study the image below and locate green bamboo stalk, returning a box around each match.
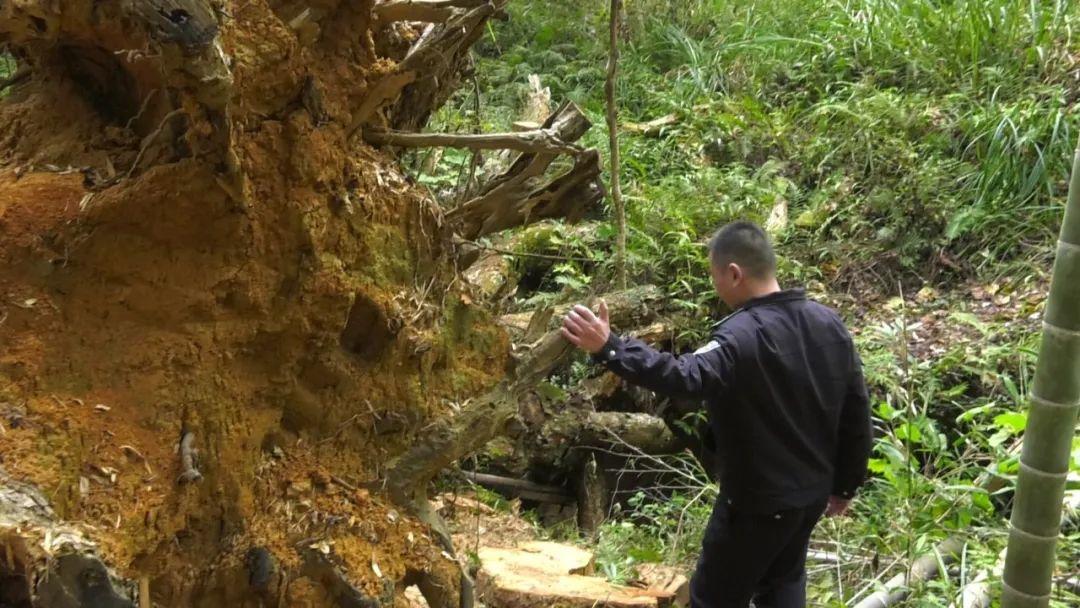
[1001,137,1080,607]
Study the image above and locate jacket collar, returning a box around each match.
[739,288,806,311]
[711,289,806,329]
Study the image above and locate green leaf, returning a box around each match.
[867,458,889,474]
[992,412,1027,433]
[895,422,923,444]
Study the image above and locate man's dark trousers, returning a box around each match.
[689,497,827,608]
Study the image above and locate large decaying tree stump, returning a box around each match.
[0,1,613,607]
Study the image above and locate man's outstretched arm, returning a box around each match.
[562,302,738,398]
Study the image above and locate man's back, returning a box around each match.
[564,220,873,607]
[707,289,870,512]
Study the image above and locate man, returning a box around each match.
[561,221,871,608]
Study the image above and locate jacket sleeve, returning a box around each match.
[591,330,738,398]
[832,348,872,498]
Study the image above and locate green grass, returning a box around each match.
[421,0,1079,299]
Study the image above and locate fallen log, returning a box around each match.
[504,285,665,338]
[464,471,573,504]
[363,126,582,154]
[579,412,679,454]
[375,0,492,23]
[383,286,665,507]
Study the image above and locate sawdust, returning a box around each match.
[0,0,509,604]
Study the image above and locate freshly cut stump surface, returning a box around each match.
[477,541,680,608]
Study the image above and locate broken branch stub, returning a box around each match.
[355,1,505,132]
[446,102,603,240]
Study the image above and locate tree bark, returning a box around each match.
[1001,136,1080,608]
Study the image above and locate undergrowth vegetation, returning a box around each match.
[425,0,1080,605]
[424,0,1079,295]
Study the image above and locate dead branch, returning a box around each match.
[463,471,572,503]
[354,1,504,133]
[459,240,594,263]
[445,101,602,239]
[363,126,582,154]
[374,0,488,23]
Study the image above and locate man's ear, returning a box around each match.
[728,262,743,285]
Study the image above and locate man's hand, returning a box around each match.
[561,301,611,354]
[825,495,851,517]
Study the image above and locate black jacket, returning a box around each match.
[594,289,872,513]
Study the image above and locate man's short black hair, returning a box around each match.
[708,221,776,279]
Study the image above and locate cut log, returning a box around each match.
[477,542,671,608]
[484,541,596,575]
[446,101,603,239]
[633,564,690,608]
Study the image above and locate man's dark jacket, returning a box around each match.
[594,289,872,513]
